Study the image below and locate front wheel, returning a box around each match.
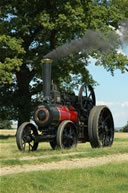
[57,120,78,149]
[16,122,39,152]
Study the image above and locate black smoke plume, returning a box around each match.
[44,20,128,60]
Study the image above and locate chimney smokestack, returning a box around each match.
[41,58,53,102]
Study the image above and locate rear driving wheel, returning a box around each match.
[88,106,114,148]
[57,120,78,149]
[88,106,98,148]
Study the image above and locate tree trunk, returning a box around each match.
[17,94,31,127]
[16,65,32,128]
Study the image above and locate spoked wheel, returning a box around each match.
[78,84,96,112]
[57,120,78,149]
[88,106,114,148]
[16,122,39,152]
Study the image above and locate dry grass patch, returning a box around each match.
[115,132,128,138]
[0,129,16,136]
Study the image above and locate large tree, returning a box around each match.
[0,0,128,126]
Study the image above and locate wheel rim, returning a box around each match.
[78,84,96,112]
[88,106,98,148]
[57,121,77,149]
[97,107,114,147]
[62,123,77,148]
[17,123,38,151]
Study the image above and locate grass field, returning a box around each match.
[0,130,128,193]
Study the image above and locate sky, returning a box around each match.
[87,47,128,128]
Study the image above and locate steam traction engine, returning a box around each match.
[16,59,114,151]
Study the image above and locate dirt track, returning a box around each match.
[1,153,128,176]
[0,131,128,176]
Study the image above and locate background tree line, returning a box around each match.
[0,0,128,127]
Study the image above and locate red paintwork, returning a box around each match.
[56,106,77,123]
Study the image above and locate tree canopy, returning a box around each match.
[0,0,128,125]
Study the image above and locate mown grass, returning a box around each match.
[0,131,128,167]
[0,162,128,193]
[0,131,128,193]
